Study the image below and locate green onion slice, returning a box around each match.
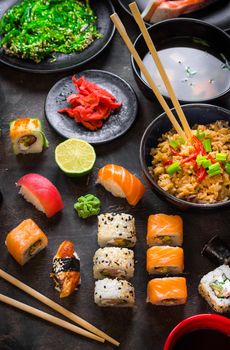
[202,139,212,152]
[166,162,181,175]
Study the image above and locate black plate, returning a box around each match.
[45,70,138,144]
[118,0,230,29]
[0,0,115,73]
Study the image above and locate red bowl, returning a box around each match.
[164,314,230,350]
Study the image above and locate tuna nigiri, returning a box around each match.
[97,164,145,206]
[16,173,64,218]
[147,214,183,247]
[146,246,184,274]
[5,219,48,265]
[147,277,187,305]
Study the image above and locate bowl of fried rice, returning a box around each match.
[140,104,230,210]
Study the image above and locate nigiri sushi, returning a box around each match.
[5,219,48,265]
[97,164,145,206]
[16,173,64,218]
[147,277,187,305]
[146,246,184,274]
[147,214,183,247]
[10,118,49,155]
[50,240,80,298]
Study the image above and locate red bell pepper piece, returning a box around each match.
[197,167,207,182]
[170,147,180,156]
[163,159,173,167]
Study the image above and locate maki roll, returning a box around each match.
[147,214,183,247]
[198,265,230,313]
[147,277,187,305]
[50,240,80,298]
[93,247,134,280]
[98,213,136,248]
[94,278,135,307]
[10,118,49,154]
[201,235,230,265]
[5,219,48,265]
[146,246,184,274]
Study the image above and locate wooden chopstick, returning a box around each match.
[0,269,120,347]
[110,13,186,140]
[129,2,192,139]
[0,293,104,343]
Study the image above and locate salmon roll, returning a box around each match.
[94,278,135,307]
[98,213,136,247]
[147,214,183,246]
[50,240,80,298]
[146,246,184,274]
[147,277,187,305]
[5,218,48,265]
[93,247,134,280]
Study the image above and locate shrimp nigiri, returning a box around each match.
[97,164,145,206]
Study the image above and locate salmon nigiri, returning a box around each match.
[97,164,145,206]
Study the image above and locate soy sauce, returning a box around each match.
[172,329,230,350]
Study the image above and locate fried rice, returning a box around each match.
[150,121,230,203]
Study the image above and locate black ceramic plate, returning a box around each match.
[0,0,115,73]
[45,70,138,144]
[118,0,230,29]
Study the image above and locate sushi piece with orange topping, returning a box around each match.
[97,164,145,206]
[146,246,184,274]
[147,214,183,247]
[5,218,48,266]
[10,118,48,154]
[147,277,187,305]
[50,240,80,298]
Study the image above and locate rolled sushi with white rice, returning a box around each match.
[97,213,136,247]
[93,247,134,280]
[198,264,230,313]
[10,118,49,154]
[94,278,135,307]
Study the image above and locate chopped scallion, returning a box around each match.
[166,162,181,175]
[207,163,221,176]
[225,163,230,174]
[169,140,179,150]
[202,159,212,168]
[196,155,206,166]
[216,153,227,162]
[202,139,212,152]
[196,130,205,140]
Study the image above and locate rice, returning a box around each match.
[150,121,230,203]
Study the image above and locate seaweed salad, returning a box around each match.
[0,0,101,63]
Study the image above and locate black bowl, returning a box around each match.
[140,104,230,211]
[132,18,230,105]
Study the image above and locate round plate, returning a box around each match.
[45,70,138,145]
[118,0,230,29]
[0,0,115,73]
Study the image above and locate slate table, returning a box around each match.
[0,1,229,350]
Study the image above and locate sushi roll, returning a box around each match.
[5,219,48,266]
[147,277,187,305]
[98,213,136,248]
[93,247,134,280]
[94,278,135,307]
[198,265,230,313]
[146,246,184,274]
[201,235,230,265]
[50,240,80,298]
[147,214,183,247]
[10,118,49,155]
[97,164,145,206]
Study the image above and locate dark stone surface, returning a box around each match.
[0,1,229,350]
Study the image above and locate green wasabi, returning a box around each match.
[0,0,101,63]
[74,194,100,219]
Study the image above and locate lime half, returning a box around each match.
[55,138,96,177]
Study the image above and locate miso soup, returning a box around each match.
[141,37,230,101]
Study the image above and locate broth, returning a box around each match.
[141,38,230,101]
[172,328,230,350]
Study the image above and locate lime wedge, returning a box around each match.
[55,138,96,177]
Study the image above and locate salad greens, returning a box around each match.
[0,0,101,63]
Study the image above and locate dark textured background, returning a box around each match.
[0,1,229,349]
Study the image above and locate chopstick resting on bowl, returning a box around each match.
[110,10,191,140]
[0,293,104,343]
[0,268,120,347]
[129,2,192,139]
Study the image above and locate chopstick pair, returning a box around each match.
[0,268,119,346]
[111,2,192,140]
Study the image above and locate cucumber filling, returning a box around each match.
[18,135,37,150]
[29,239,42,256]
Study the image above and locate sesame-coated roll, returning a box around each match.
[98,213,136,247]
[93,247,134,280]
[94,278,135,307]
